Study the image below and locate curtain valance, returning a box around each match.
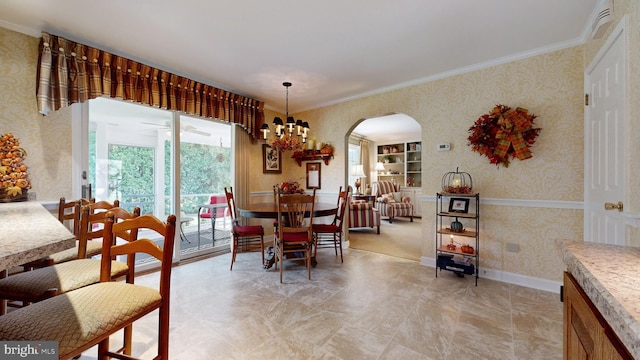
[36,32,265,140]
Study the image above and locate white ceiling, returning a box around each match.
[0,0,601,140]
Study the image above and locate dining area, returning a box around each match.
[0,185,348,358]
[225,185,348,281]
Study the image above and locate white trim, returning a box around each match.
[71,103,85,200]
[40,201,59,212]
[585,15,626,74]
[299,38,585,113]
[584,16,630,240]
[419,195,583,210]
[0,19,40,37]
[420,256,562,294]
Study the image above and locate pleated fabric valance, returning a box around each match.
[36,32,265,140]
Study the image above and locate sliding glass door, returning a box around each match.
[86,97,232,267]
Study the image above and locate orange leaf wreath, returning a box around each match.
[467,104,541,168]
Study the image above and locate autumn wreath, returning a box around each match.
[467,104,541,168]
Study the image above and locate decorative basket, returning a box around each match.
[0,189,28,203]
[441,167,473,194]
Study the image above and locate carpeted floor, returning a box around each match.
[348,217,422,261]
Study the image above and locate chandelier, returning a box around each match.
[260,82,309,152]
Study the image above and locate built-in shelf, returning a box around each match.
[292,150,334,166]
[376,141,421,187]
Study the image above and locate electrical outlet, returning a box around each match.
[506,243,519,252]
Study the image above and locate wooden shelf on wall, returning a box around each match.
[292,150,334,166]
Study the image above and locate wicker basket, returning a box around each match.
[0,189,28,203]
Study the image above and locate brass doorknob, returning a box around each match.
[604,201,623,212]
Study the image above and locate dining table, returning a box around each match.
[0,201,75,272]
[238,201,338,219]
[238,201,338,268]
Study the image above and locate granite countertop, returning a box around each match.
[0,201,75,270]
[559,240,640,359]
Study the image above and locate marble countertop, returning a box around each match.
[559,240,640,359]
[0,201,75,270]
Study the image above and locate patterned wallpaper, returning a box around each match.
[0,27,73,202]
[1,1,639,284]
[293,47,585,283]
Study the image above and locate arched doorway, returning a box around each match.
[345,113,423,260]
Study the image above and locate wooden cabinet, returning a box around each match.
[563,272,632,360]
[376,141,421,188]
[435,192,479,285]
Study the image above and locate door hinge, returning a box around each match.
[585,93,589,106]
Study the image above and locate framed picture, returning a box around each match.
[448,198,469,213]
[306,162,321,189]
[262,144,281,174]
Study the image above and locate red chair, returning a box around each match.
[197,195,229,243]
[224,187,265,270]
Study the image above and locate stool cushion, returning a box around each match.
[0,282,161,358]
[312,224,339,233]
[24,241,104,267]
[276,232,310,242]
[0,259,128,301]
[233,224,264,236]
[48,241,104,263]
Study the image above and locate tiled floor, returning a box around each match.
[80,247,563,360]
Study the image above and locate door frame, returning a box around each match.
[584,15,639,244]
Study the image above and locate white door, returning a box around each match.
[584,24,626,245]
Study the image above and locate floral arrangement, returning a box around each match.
[277,180,305,194]
[0,133,32,197]
[268,134,303,152]
[467,104,541,168]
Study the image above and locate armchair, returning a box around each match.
[372,180,413,223]
[348,199,380,234]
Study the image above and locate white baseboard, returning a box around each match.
[420,256,562,294]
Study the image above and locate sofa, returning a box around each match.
[372,180,414,223]
[348,199,380,234]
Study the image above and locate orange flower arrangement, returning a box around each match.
[268,134,303,152]
[277,181,305,194]
[0,133,32,197]
[467,105,541,168]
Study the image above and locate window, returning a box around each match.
[87,97,232,266]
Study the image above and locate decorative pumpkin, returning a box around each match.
[442,167,473,194]
[450,219,463,232]
[461,244,474,254]
[446,236,457,250]
[320,142,334,154]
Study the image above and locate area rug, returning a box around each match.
[348,217,422,261]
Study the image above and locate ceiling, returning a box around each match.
[0,0,600,140]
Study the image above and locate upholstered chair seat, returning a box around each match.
[0,282,159,359]
[0,259,128,303]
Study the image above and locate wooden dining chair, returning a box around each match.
[0,203,135,315]
[274,190,316,283]
[21,197,103,271]
[312,186,351,263]
[0,212,176,360]
[224,187,265,270]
